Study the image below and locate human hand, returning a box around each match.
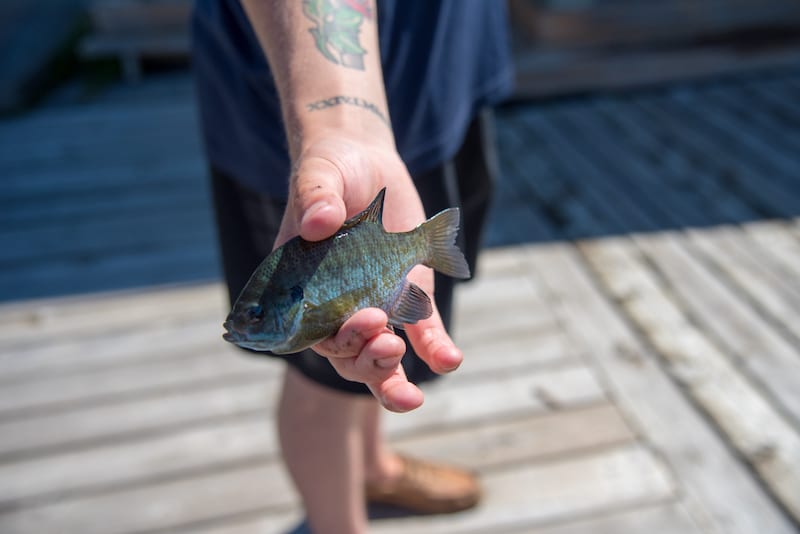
[274,135,464,412]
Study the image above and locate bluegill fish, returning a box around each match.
[222,188,470,354]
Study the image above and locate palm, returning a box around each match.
[276,137,462,411]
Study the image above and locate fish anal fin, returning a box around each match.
[388,280,432,327]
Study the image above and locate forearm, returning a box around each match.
[240,0,393,158]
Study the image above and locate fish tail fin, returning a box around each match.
[420,207,471,279]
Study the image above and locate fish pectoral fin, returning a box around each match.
[388,281,433,327]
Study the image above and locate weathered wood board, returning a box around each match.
[525,243,797,534]
[3,64,800,534]
[580,235,800,523]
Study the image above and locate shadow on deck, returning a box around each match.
[487,67,800,247]
[1,68,800,302]
[1,67,800,533]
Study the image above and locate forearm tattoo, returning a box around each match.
[306,95,390,126]
[302,0,373,70]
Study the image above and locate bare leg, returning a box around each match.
[361,400,404,486]
[278,367,371,534]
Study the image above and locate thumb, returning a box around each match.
[291,156,347,242]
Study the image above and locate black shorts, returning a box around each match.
[210,112,498,394]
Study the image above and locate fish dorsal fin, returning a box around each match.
[342,188,386,230]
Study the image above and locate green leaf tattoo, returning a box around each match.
[302,0,373,70]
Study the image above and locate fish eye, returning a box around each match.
[246,305,264,323]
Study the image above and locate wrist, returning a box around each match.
[287,94,395,159]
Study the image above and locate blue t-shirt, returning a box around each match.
[192,0,514,196]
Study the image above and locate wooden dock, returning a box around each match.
[1,68,799,533]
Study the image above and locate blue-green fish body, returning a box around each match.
[223,188,470,354]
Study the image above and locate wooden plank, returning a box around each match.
[372,444,675,534]
[0,346,271,419]
[0,105,199,166]
[0,180,210,230]
[0,444,671,534]
[0,136,197,168]
[633,230,800,427]
[592,97,761,225]
[634,98,800,218]
[0,282,227,346]
[392,403,634,472]
[0,313,571,425]
[496,109,611,240]
[529,105,669,231]
[0,403,632,508]
[744,219,800,282]
[518,503,700,534]
[460,327,574,377]
[0,363,604,461]
[580,236,800,523]
[374,364,605,436]
[603,93,781,221]
[194,501,701,534]
[746,79,800,129]
[553,104,710,228]
[688,225,800,342]
[526,242,797,534]
[0,245,219,302]
[2,159,203,207]
[0,261,561,376]
[591,94,761,225]
[706,85,800,156]
[0,207,213,267]
[0,317,227,383]
[454,274,560,343]
[454,245,577,369]
[0,375,280,461]
[492,120,573,241]
[0,460,294,534]
[0,366,616,534]
[666,95,800,193]
[0,97,195,135]
[0,416,279,508]
[512,111,657,235]
[0,283,564,386]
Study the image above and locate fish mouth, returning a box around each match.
[222,319,238,343]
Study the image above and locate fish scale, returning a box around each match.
[223,188,470,354]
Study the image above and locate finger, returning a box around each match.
[367,364,425,413]
[326,330,406,385]
[404,306,464,375]
[291,157,347,242]
[314,308,394,358]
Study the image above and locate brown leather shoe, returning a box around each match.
[365,455,482,514]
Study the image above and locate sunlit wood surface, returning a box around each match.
[1,69,799,533]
